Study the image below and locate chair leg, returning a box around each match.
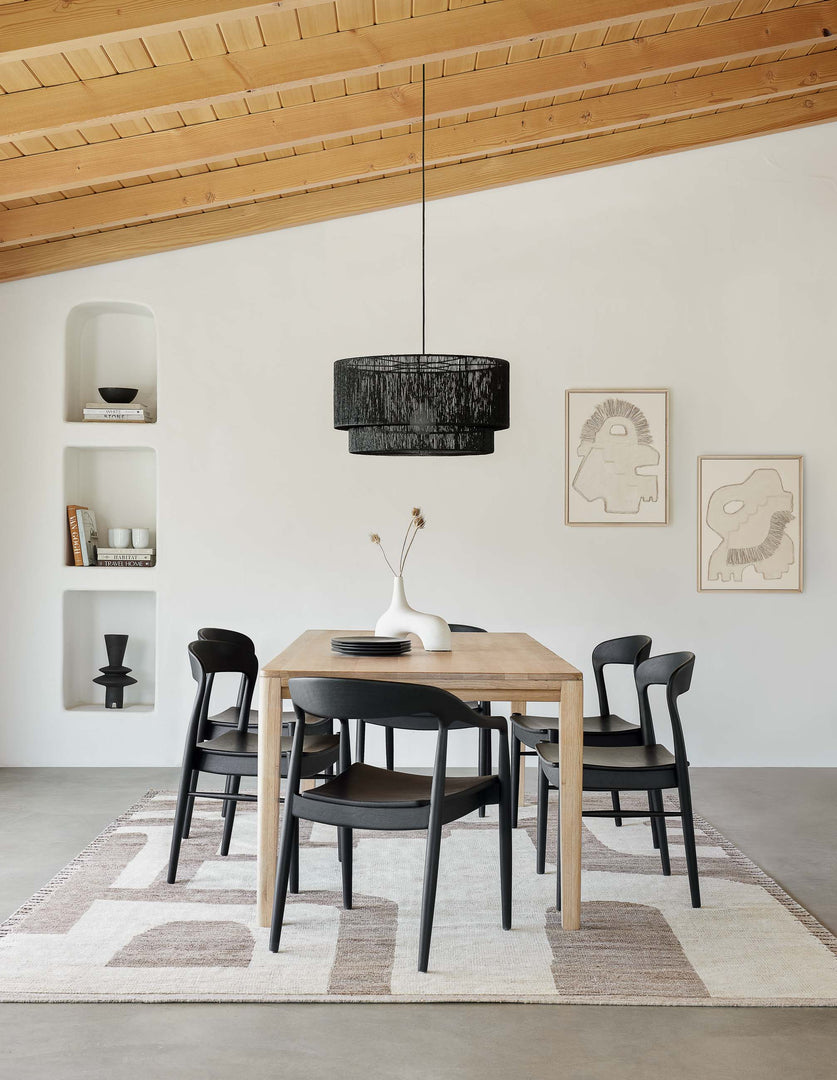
[611,790,623,827]
[182,770,200,837]
[510,733,521,829]
[648,791,660,849]
[536,763,549,874]
[268,805,298,953]
[338,719,351,773]
[678,779,702,908]
[555,789,562,911]
[385,727,395,771]
[219,776,240,857]
[498,788,512,932]
[478,728,488,818]
[649,789,670,875]
[339,828,353,909]
[167,757,195,884]
[289,818,300,894]
[356,719,366,763]
[221,773,233,818]
[418,817,444,973]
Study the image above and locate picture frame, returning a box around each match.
[565,389,669,526]
[697,455,803,593]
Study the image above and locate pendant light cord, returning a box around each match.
[421,63,426,357]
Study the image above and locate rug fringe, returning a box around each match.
[693,811,837,957]
[0,790,161,938]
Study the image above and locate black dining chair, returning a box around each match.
[536,651,700,909]
[193,627,333,829]
[269,676,512,973]
[355,624,493,814]
[197,626,333,738]
[510,635,652,831]
[167,639,343,887]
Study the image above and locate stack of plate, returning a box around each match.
[331,636,411,657]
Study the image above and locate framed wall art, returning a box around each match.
[698,455,803,593]
[565,389,669,526]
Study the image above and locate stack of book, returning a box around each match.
[83,402,151,423]
[67,505,99,566]
[96,547,155,568]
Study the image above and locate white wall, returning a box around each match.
[1,122,836,767]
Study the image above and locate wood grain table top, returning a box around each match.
[262,630,581,691]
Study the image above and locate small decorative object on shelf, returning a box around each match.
[93,634,137,709]
[67,505,98,566]
[95,547,155,568]
[371,508,451,652]
[98,387,138,404]
[83,400,151,423]
[108,527,131,548]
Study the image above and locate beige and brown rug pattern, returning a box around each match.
[1,790,836,1004]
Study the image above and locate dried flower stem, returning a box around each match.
[397,507,422,573]
[400,515,425,572]
[398,522,413,575]
[370,532,397,576]
[370,508,427,578]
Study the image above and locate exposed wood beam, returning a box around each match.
[0,0,324,65]
[2,90,836,284]
[2,0,834,202]
[1,0,711,141]
[4,52,835,248]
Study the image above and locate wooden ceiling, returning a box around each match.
[0,0,835,283]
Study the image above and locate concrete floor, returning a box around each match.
[0,767,835,1079]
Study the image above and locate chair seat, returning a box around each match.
[197,730,339,758]
[515,713,640,737]
[209,708,332,735]
[209,706,260,728]
[537,742,676,771]
[302,762,496,809]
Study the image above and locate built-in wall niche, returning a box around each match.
[64,446,156,566]
[65,301,157,423]
[63,590,156,711]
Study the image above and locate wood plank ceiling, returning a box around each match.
[0,0,835,282]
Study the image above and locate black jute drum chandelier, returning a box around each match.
[333,67,509,456]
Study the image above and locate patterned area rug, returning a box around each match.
[1,790,836,1004]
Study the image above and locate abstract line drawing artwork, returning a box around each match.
[565,390,668,525]
[698,456,803,593]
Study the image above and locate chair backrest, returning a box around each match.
[635,652,695,767]
[197,627,256,710]
[592,635,652,717]
[288,676,480,732]
[187,639,258,739]
[197,627,256,652]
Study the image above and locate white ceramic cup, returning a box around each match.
[131,528,150,549]
[108,527,131,549]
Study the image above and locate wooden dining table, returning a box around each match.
[256,630,584,930]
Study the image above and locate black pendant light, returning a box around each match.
[334,67,509,456]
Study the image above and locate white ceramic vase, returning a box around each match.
[375,576,451,652]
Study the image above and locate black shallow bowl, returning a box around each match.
[98,387,138,404]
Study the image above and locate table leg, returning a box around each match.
[511,700,526,805]
[257,676,283,928]
[559,678,583,930]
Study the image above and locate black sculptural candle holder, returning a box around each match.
[93,634,137,709]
